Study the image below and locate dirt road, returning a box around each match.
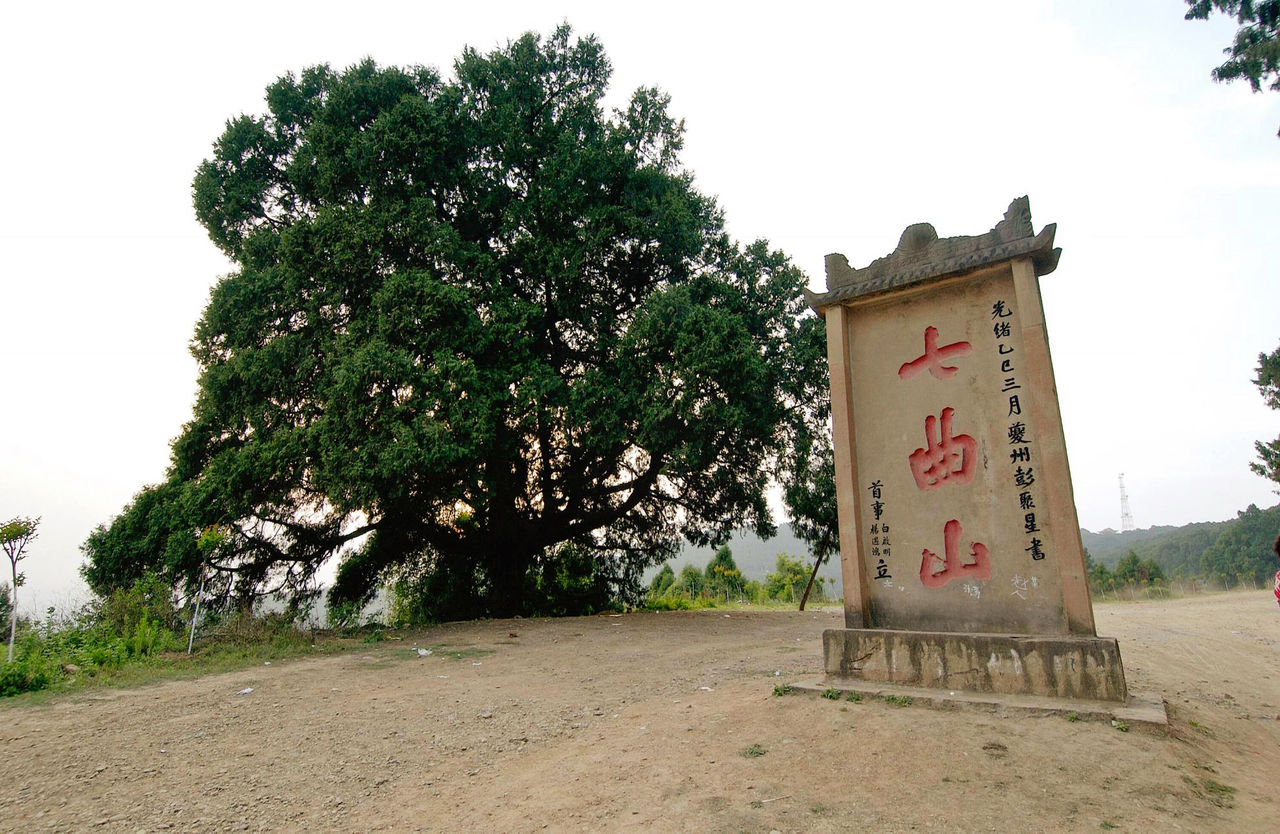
[3,591,1278,832]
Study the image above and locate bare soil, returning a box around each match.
[3,591,1278,832]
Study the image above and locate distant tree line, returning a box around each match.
[1086,502,1280,596]
[646,546,829,609]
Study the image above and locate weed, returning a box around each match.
[742,743,767,758]
[882,694,913,707]
[1111,719,1130,733]
[1100,822,1118,830]
[1065,711,1079,723]
[772,683,793,696]
[1202,779,1235,808]
[846,691,862,703]
[821,688,841,700]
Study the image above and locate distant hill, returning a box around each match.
[1081,519,1235,574]
[657,523,842,588]
[653,504,1276,593]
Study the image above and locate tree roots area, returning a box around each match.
[2,591,1277,832]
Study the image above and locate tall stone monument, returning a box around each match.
[807,197,1127,702]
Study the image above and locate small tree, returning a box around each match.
[677,565,705,598]
[764,553,809,602]
[649,563,676,597]
[705,546,744,600]
[1,516,40,663]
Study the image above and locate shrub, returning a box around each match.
[98,573,181,636]
[0,651,52,696]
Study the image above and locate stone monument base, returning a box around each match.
[824,628,1128,702]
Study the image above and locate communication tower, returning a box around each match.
[1118,473,1135,532]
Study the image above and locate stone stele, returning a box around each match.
[807,197,1128,702]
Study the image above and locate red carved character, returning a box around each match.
[919,519,991,589]
[898,326,973,380]
[908,407,977,491]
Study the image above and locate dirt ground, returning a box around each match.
[2,591,1278,833]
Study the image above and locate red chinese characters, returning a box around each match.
[918,519,991,589]
[897,324,990,591]
[908,407,977,491]
[898,326,973,380]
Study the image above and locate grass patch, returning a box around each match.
[821,688,841,700]
[742,743,767,758]
[846,691,862,703]
[1202,779,1235,808]
[1100,822,1119,830]
[1111,719,1129,732]
[882,694,913,707]
[772,683,793,697]
[1065,711,1079,723]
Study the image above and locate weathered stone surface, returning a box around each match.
[824,627,1128,702]
[805,196,1061,311]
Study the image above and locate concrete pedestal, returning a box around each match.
[824,627,1128,702]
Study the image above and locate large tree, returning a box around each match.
[1185,1,1280,136]
[83,26,828,618]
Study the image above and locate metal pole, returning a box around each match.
[187,568,206,655]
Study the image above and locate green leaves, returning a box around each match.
[90,24,830,618]
[1185,1,1280,135]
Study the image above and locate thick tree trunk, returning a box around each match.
[486,540,532,618]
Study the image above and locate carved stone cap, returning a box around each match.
[805,196,1061,312]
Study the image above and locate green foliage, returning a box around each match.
[1185,1,1280,135]
[524,544,631,617]
[1200,503,1280,587]
[648,563,676,596]
[846,690,862,703]
[86,24,827,621]
[821,687,840,700]
[704,546,744,599]
[97,573,182,636]
[0,581,10,633]
[677,564,705,598]
[1111,550,1165,587]
[0,642,52,696]
[772,683,793,696]
[641,594,699,611]
[741,743,767,758]
[763,553,811,602]
[882,694,913,707]
[3,515,40,663]
[80,483,199,598]
[1250,343,1280,482]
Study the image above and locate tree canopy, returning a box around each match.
[1200,503,1280,586]
[1185,0,1280,135]
[82,26,828,619]
[1250,343,1280,487]
[3,516,39,663]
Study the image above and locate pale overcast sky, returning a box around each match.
[2,1,1277,607]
